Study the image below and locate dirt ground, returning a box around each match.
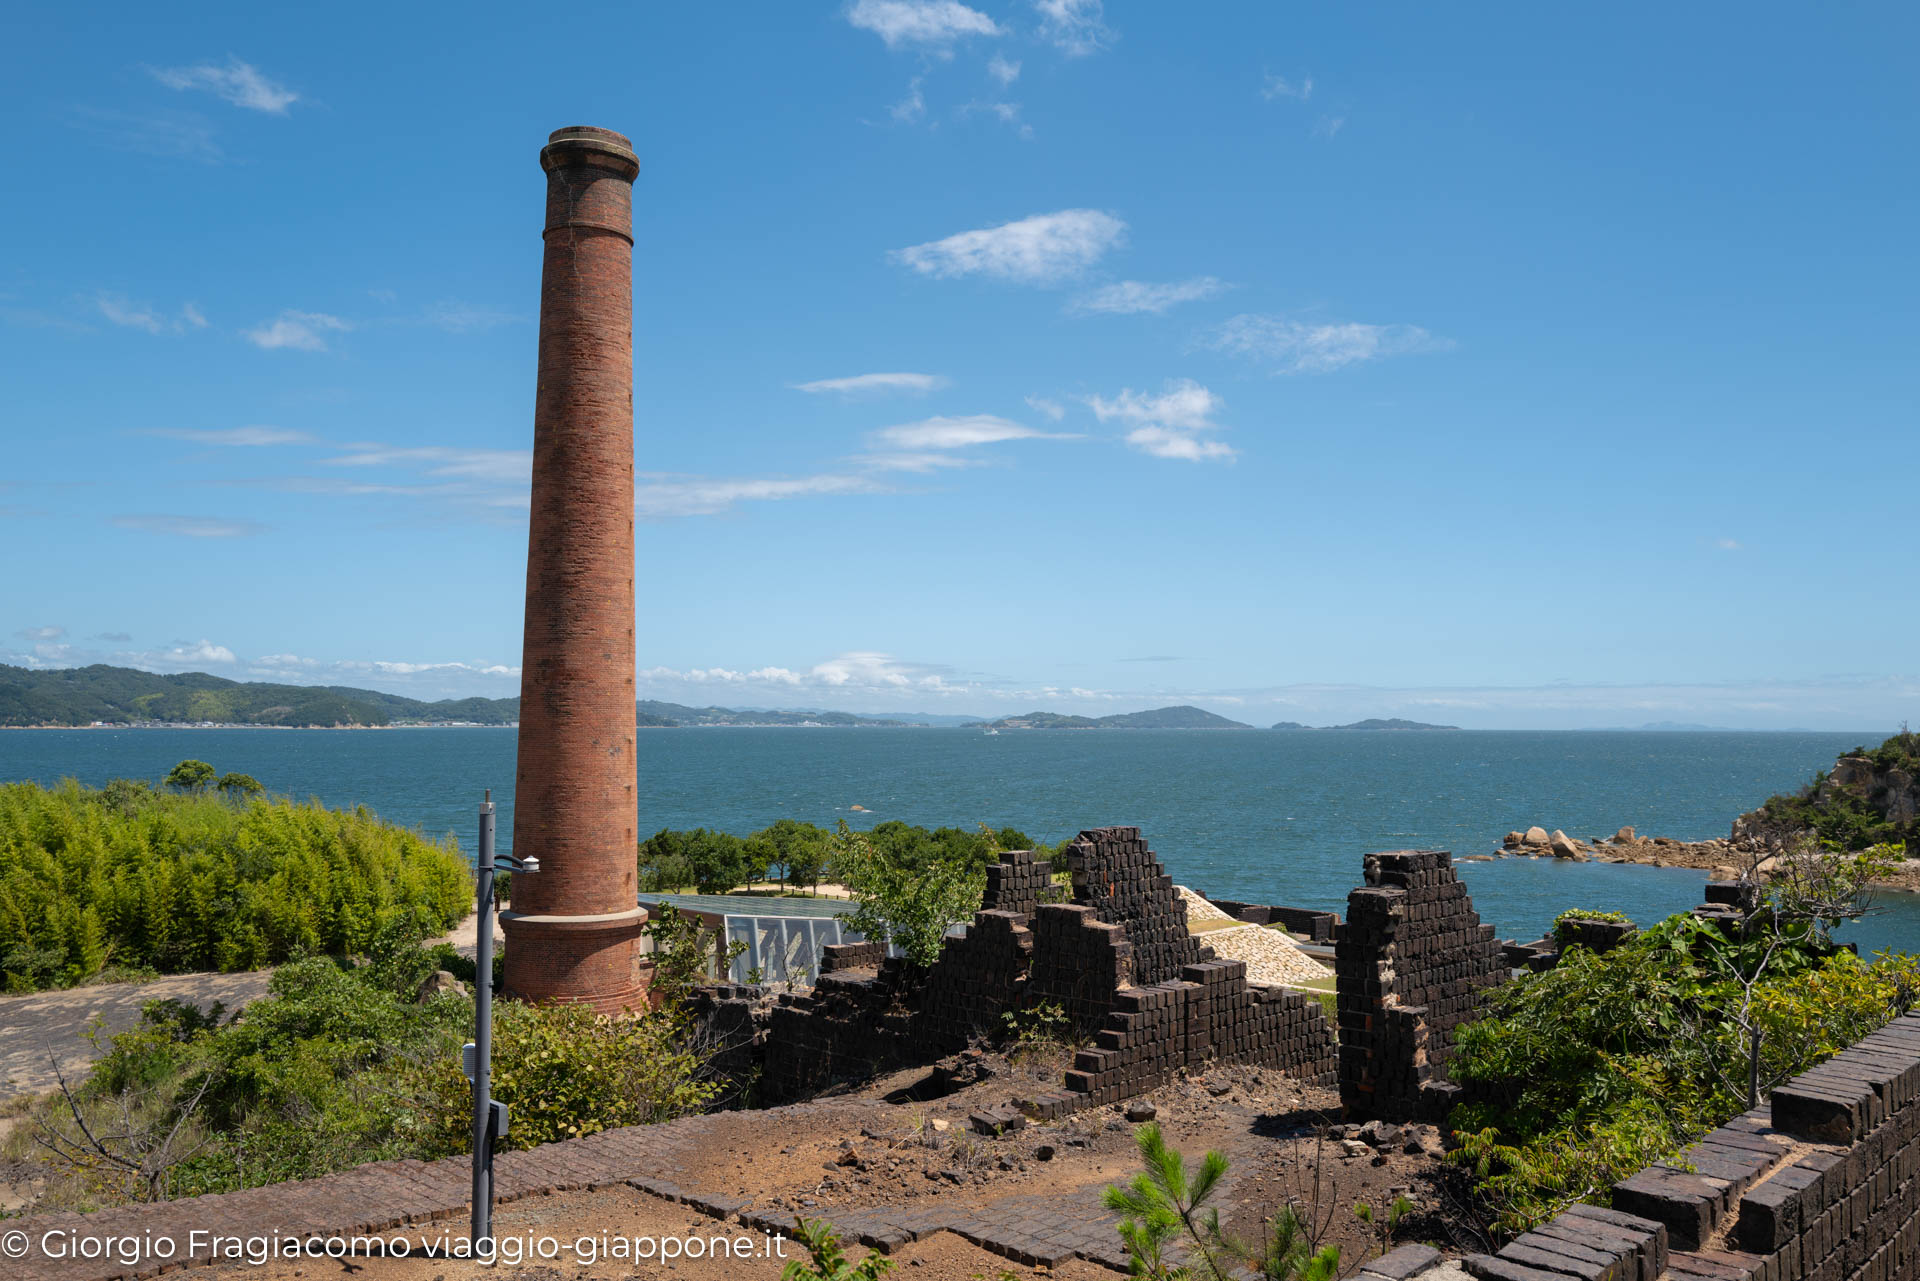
[166,1051,1452,1281]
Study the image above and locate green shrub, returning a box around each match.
[1447,912,1920,1235]
[1551,908,1633,946]
[406,1000,717,1154]
[0,777,470,991]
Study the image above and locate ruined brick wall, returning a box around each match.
[1027,903,1135,1035]
[1060,959,1336,1108]
[981,848,1052,916]
[1463,1011,1920,1281]
[760,962,912,1102]
[916,910,1034,1051]
[1336,849,1505,1121]
[1067,827,1204,984]
[758,827,1340,1109]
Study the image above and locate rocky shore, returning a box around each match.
[1488,823,1920,891]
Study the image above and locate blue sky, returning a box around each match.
[3,2,1916,729]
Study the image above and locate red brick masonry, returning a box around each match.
[504,125,647,1011]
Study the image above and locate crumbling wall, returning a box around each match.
[1067,826,1204,984]
[757,830,1339,1109]
[980,847,1052,915]
[1336,849,1506,1121]
[917,909,1034,1050]
[759,961,912,1101]
[1058,958,1336,1109]
[1462,1011,1920,1281]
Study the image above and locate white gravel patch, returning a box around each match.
[1203,923,1332,985]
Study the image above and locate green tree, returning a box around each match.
[163,760,216,792]
[754,819,831,892]
[832,821,983,969]
[681,828,750,895]
[215,772,263,800]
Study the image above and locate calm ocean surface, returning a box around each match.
[4,727,1915,954]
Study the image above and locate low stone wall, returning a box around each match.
[1464,1010,1920,1281]
[1336,850,1508,1122]
[1205,898,1343,942]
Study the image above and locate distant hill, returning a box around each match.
[1324,718,1459,731]
[973,705,1254,731]
[0,665,923,729]
[1271,721,1311,730]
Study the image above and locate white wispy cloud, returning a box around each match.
[793,372,951,396]
[1069,277,1228,316]
[1025,395,1065,421]
[72,108,223,163]
[150,57,297,114]
[112,514,267,538]
[98,295,209,335]
[892,209,1126,285]
[325,446,531,484]
[146,426,313,447]
[846,0,1002,51]
[1261,74,1313,101]
[1315,115,1346,139]
[422,301,518,333]
[244,310,350,352]
[16,625,65,642]
[1034,0,1113,55]
[1087,378,1235,462]
[871,413,1063,450]
[959,99,1032,139]
[1715,538,1743,551]
[636,472,890,519]
[890,76,926,123]
[988,55,1021,85]
[1205,315,1449,374]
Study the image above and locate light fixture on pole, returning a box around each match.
[463,789,538,1248]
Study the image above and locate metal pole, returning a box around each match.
[471,791,495,1247]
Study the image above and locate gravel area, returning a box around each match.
[1198,923,1331,985]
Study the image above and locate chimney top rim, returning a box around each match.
[541,126,639,177]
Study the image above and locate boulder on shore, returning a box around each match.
[1524,826,1550,846]
[1613,825,1636,844]
[1503,830,1525,849]
[1549,830,1581,859]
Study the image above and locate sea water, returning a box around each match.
[3,726,1914,952]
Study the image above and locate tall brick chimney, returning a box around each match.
[501,126,646,1011]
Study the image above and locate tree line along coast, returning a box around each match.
[3,663,1473,730]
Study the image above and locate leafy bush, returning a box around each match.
[405,1000,718,1154]
[1448,911,1920,1235]
[831,821,984,968]
[1754,729,1919,850]
[1551,908,1632,946]
[0,777,470,992]
[8,927,717,1210]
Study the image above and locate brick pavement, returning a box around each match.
[6,1097,1151,1280]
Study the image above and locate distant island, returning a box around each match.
[969,705,1255,731]
[0,664,930,729]
[1271,718,1461,731]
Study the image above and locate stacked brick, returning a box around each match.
[760,962,912,1101]
[819,940,886,974]
[686,984,769,1103]
[916,910,1034,1050]
[1464,1011,1920,1281]
[981,848,1052,916]
[1337,849,1507,1122]
[1060,961,1337,1106]
[1066,827,1204,985]
[1027,903,1135,1035]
